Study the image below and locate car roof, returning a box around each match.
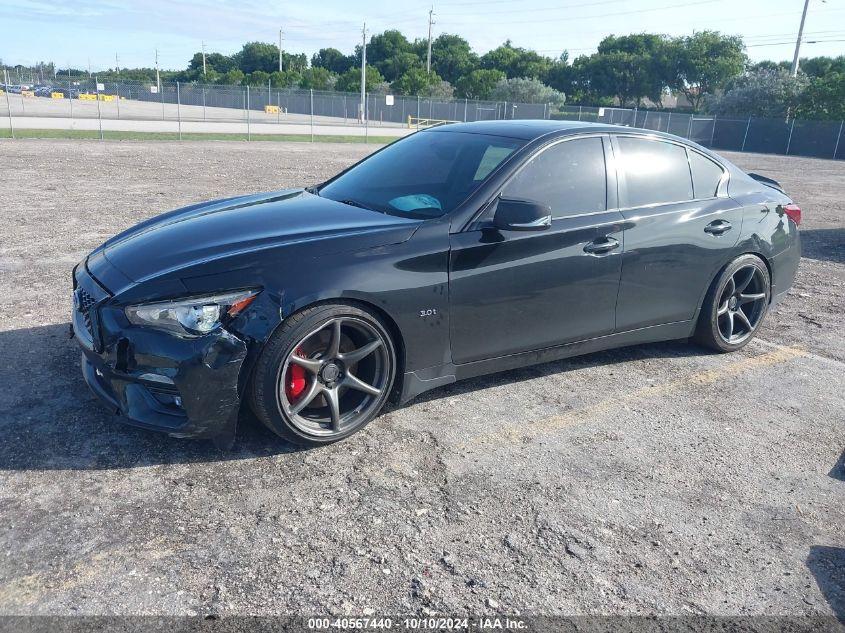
[426,119,681,142]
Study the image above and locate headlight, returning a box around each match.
[125,289,259,336]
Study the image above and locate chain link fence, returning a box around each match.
[1,75,843,159]
[554,105,845,160]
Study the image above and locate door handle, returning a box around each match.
[704,220,732,235]
[583,236,620,255]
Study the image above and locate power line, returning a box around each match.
[443,0,653,18]
[750,37,845,47]
[438,0,721,25]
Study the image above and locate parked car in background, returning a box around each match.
[52,87,81,99]
[71,121,801,448]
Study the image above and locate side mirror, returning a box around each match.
[493,197,552,232]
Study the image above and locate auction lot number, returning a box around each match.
[308,618,471,630]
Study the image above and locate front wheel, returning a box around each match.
[694,254,771,352]
[250,303,396,446]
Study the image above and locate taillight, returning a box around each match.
[783,203,801,226]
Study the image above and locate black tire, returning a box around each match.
[693,254,771,353]
[250,302,396,447]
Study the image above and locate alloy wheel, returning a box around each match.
[277,317,391,437]
[716,265,768,345]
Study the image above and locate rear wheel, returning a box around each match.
[694,254,771,352]
[251,303,396,446]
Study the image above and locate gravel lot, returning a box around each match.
[0,139,842,621]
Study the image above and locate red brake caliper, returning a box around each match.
[286,347,308,401]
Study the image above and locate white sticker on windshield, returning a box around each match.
[388,194,442,212]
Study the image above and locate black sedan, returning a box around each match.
[72,121,801,447]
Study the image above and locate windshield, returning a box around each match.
[318,130,524,219]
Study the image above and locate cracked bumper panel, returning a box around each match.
[73,270,248,439]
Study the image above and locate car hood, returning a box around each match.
[97,189,421,284]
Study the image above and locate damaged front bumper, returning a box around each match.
[72,262,249,441]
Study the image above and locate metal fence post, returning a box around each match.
[3,69,13,139]
[741,116,752,151]
[578,106,582,121]
[115,82,120,119]
[464,98,468,122]
[686,114,693,139]
[310,88,314,143]
[176,81,182,141]
[365,91,369,143]
[161,82,165,121]
[642,110,649,129]
[785,118,795,155]
[246,86,250,141]
[202,87,206,121]
[665,111,671,133]
[95,77,104,141]
[68,78,73,122]
[834,120,844,159]
[709,115,717,147]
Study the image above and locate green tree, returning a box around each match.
[707,69,808,118]
[490,77,565,104]
[335,66,385,93]
[587,34,671,106]
[246,70,270,86]
[221,69,245,85]
[391,68,442,96]
[379,52,423,83]
[189,51,234,74]
[283,53,308,73]
[366,30,418,81]
[311,48,354,74]
[797,72,845,119]
[234,42,279,73]
[749,60,788,74]
[455,69,505,99]
[797,55,845,78]
[480,41,552,79]
[269,70,301,88]
[671,31,746,112]
[425,80,455,99]
[431,34,479,84]
[299,67,337,91]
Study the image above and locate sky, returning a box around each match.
[1,0,844,71]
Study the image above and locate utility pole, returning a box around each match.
[426,6,436,74]
[791,0,811,76]
[202,41,207,76]
[155,48,161,91]
[360,22,367,123]
[115,53,120,74]
[278,29,284,72]
[87,58,91,78]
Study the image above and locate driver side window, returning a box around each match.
[502,137,608,219]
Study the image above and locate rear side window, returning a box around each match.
[689,150,724,199]
[502,137,607,219]
[617,137,693,207]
